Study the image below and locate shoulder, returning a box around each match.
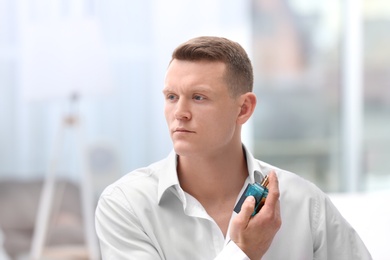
[256,160,346,227]
[255,159,330,224]
[257,160,324,198]
[98,157,169,207]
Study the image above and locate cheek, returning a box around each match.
[217,106,240,125]
[206,110,238,136]
[221,108,241,133]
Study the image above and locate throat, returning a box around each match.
[176,153,248,236]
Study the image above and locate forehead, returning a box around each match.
[164,59,226,90]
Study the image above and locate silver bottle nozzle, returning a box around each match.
[260,175,269,188]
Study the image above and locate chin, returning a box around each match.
[172,143,199,157]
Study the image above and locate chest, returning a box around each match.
[202,199,236,237]
[137,186,315,260]
[145,192,229,259]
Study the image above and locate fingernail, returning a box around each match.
[246,196,255,203]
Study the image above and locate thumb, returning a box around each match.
[240,195,256,220]
[230,196,256,242]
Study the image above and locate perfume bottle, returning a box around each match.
[234,175,269,216]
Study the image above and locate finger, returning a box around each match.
[240,195,256,221]
[263,171,280,208]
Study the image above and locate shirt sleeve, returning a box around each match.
[214,241,250,260]
[95,187,162,260]
[312,192,372,260]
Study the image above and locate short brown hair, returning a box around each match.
[171,36,253,97]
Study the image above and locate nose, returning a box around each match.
[174,98,191,120]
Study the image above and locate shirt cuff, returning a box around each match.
[214,241,250,260]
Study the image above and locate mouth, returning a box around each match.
[173,128,195,134]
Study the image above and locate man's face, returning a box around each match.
[163,59,242,157]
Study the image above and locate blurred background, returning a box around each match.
[0,0,389,259]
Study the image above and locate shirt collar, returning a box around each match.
[157,145,266,204]
[157,150,182,204]
[243,144,266,183]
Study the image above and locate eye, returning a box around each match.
[193,95,205,101]
[166,94,177,101]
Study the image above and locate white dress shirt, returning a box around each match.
[95,147,372,259]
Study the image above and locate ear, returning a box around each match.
[237,92,257,125]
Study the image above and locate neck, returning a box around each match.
[177,145,248,202]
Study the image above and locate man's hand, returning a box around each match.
[230,171,281,260]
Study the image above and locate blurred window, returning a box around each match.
[251,0,390,192]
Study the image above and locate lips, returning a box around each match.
[173,128,195,133]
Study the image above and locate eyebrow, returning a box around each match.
[162,85,213,95]
[162,88,172,95]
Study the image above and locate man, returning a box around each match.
[95,36,371,259]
